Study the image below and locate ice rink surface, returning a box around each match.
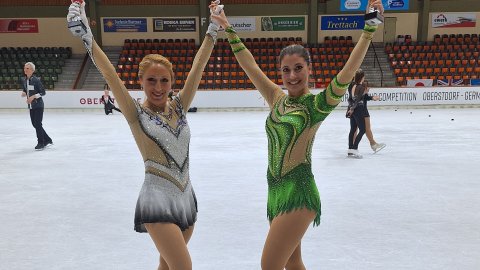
[1,107,479,270]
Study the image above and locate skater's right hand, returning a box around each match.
[206,1,225,42]
[67,1,87,25]
[367,0,384,15]
[66,0,94,58]
[21,91,26,97]
[67,0,91,39]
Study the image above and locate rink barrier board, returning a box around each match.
[1,87,480,109]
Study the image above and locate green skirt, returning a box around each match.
[267,163,321,226]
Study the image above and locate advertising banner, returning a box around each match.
[340,0,409,12]
[227,17,256,32]
[0,19,38,33]
[103,18,148,32]
[153,18,196,32]
[261,17,305,31]
[431,13,476,28]
[321,15,364,30]
[1,88,480,109]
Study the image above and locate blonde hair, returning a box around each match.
[138,54,174,81]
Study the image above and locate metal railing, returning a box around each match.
[370,42,384,87]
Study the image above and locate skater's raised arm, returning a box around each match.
[67,1,137,122]
[179,36,214,111]
[326,0,384,106]
[176,2,221,111]
[211,7,283,108]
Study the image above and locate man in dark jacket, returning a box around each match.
[21,62,53,150]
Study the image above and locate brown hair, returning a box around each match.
[354,69,365,85]
[138,54,174,82]
[278,44,311,66]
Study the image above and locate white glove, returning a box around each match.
[67,1,93,52]
[67,1,97,67]
[206,0,224,43]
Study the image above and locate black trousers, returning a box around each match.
[348,106,366,150]
[30,108,51,144]
[104,107,121,115]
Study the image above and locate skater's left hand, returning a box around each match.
[372,95,380,101]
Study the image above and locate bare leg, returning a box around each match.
[285,243,306,270]
[145,223,194,270]
[158,225,194,270]
[364,117,377,145]
[261,208,316,270]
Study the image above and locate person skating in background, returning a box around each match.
[347,70,368,158]
[357,82,385,153]
[101,83,121,115]
[348,71,386,154]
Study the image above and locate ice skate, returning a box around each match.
[347,149,363,159]
[371,143,386,153]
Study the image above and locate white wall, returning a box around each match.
[2,87,480,109]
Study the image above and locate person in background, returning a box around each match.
[101,83,121,115]
[348,71,386,156]
[21,62,53,150]
[347,70,368,158]
[358,81,386,153]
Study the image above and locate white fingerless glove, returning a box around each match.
[206,0,224,43]
[67,1,96,66]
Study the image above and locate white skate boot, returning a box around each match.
[347,149,363,159]
[371,143,386,153]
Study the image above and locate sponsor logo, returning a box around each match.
[344,0,361,10]
[434,14,448,24]
[387,0,404,8]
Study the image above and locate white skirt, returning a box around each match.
[134,173,197,233]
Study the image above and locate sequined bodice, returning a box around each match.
[134,98,191,191]
[266,92,337,178]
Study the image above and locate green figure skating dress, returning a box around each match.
[265,81,347,226]
[226,24,375,225]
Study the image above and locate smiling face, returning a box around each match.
[139,55,174,110]
[141,63,173,109]
[280,54,310,97]
[278,45,311,98]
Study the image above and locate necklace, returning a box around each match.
[144,102,173,120]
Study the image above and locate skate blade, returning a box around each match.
[373,145,386,154]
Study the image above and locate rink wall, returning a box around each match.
[1,87,480,109]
